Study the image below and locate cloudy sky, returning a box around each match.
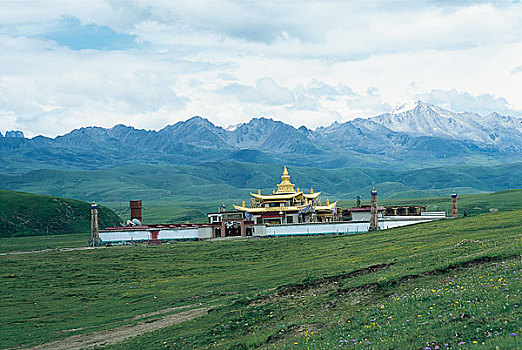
[1,0,522,137]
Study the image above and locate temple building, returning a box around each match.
[233,167,338,225]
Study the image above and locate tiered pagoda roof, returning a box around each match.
[233,166,336,213]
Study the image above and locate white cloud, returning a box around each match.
[415,89,522,116]
[219,78,294,105]
[0,1,521,137]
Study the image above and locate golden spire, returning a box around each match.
[276,166,296,193]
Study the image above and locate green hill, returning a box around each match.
[0,190,121,237]
[1,162,520,204]
[1,161,521,224]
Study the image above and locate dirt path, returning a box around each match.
[24,307,208,350]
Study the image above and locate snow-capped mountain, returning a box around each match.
[367,100,522,148]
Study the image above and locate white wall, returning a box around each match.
[252,225,267,237]
[351,212,371,221]
[100,228,199,243]
[265,222,367,236]
[100,230,149,243]
[159,229,199,240]
[264,218,439,236]
[197,227,214,239]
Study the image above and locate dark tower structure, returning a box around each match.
[130,200,143,223]
[451,192,458,218]
[369,188,379,231]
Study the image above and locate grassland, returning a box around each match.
[1,207,521,349]
[0,233,89,253]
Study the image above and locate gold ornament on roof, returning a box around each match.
[276,166,296,193]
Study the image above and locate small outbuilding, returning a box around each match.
[349,205,386,221]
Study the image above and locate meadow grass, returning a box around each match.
[1,208,521,349]
[0,233,89,253]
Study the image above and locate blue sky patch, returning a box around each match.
[40,16,137,51]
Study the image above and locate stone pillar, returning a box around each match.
[220,221,226,237]
[451,192,458,218]
[240,220,246,237]
[89,202,102,246]
[369,189,379,231]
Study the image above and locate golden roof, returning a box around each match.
[276,166,295,193]
[234,166,330,210]
[233,201,337,213]
[251,192,301,200]
[233,204,302,213]
[303,192,320,199]
[315,202,338,211]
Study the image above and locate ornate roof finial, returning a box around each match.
[276,166,296,193]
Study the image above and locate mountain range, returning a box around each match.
[1,100,521,221]
[1,101,521,174]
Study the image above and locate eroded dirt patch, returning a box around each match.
[25,307,208,350]
[250,263,394,306]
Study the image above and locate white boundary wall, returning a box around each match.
[159,229,199,240]
[100,230,149,243]
[100,228,199,243]
[261,219,436,237]
[100,217,442,243]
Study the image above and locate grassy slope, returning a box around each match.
[1,209,520,349]
[0,190,121,237]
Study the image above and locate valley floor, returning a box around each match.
[1,209,521,349]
